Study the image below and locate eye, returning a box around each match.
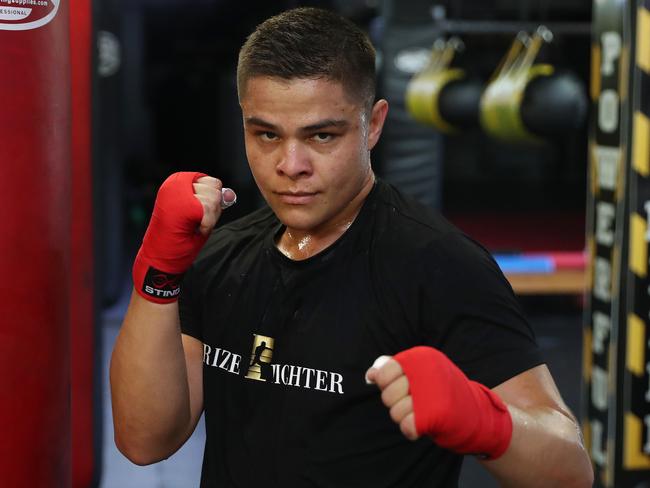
[312,133,335,143]
[259,131,278,142]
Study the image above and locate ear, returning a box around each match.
[367,99,389,151]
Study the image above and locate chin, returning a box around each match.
[272,206,321,231]
[278,215,320,232]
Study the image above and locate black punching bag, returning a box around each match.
[378,0,445,209]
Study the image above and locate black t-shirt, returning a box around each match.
[179,180,543,488]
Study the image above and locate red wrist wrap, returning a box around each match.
[132,172,208,304]
[393,346,512,460]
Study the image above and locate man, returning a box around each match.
[110,7,593,487]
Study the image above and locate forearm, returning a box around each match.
[110,289,193,464]
[480,405,594,488]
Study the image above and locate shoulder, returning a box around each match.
[372,179,457,241]
[367,181,515,305]
[370,180,492,268]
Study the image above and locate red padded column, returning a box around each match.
[0,1,72,487]
[69,0,96,486]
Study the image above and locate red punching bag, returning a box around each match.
[0,1,72,487]
[69,0,97,486]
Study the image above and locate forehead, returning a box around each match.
[240,76,361,123]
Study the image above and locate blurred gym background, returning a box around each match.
[3,0,649,486]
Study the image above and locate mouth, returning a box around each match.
[275,190,318,205]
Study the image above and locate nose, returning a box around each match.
[276,140,312,179]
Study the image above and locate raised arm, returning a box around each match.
[110,172,236,464]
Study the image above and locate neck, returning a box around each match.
[277,173,375,260]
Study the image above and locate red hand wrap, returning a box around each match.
[132,172,208,303]
[393,346,512,460]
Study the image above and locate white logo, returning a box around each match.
[97,30,122,77]
[394,48,430,74]
[0,0,59,31]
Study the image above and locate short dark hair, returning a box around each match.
[237,7,376,110]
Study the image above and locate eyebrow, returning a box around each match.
[244,117,278,131]
[244,117,349,133]
[302,119,349,132]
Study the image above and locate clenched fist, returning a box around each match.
[193,176,237,236]
[133,172,237,303]
[365,346,513,460]
[365,356,419,441]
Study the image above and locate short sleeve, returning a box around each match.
[179,263,203,342]
[419,233,544,388]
